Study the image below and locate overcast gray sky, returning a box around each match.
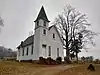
[0,0,100,59]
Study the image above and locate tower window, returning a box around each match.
[53,33,55,38]
[42,44,46,48]
[43,29,46,35]
[37,20,39,26]
[44,21,46,26]
[26,47,28,55]
[48,46,51,56]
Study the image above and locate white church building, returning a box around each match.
[17,6,64,61]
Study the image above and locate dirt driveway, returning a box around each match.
[33,65,75,75]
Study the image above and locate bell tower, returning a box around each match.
[34,6,50,29]
[33,6,50,60]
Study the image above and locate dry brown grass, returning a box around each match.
[0,61,57,75]
[0,61,99,75]
[58,64,100,75]
[0,60,76,75]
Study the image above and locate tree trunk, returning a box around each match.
[76,52,78,63]
[64,42,70,63]
[70,55,72,60]
[65,30,70,63]
[66,49,70,63]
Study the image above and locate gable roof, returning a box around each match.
[48,25,54,30]
[17,35,34,48]
[34,6,50,22]
[48,25,64,45]
[17,26,64,49]
[23,35,34,46]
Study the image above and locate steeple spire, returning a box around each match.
[34,6,50,22]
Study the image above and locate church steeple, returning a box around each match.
[34,6,50,22]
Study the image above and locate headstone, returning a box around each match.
[87,64,95,71]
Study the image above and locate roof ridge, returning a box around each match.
[17,35,34,48]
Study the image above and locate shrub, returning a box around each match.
[20,59,32,63]
[46,57,56,65]
[94,59,100,64]
[73,61,77,63]
[39,57,46,64]
[38,57,57,65]
[64,57,71,64]
[0,57,4,59]
[51,59,56,65]
[28,59,32,63]
[44,57,56,65]
[56,57,62,64]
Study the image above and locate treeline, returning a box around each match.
[80,56,100,64]
[0,46,17,58]
[81,56,94,62]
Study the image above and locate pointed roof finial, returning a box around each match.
[34,6,50,22]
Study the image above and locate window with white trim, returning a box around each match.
[48,46,51,56]
[43,29,46,35]
[26,47,28,55]
[31,45,33,55]
[53,33,55,39]
[42,44,46,48]
[44,20,46,26]
[57,48,59,57]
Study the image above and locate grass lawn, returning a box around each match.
[0,61,100,75]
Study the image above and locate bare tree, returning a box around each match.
[54,5,98,63]
[0,17,4,32]
[70,33,82,62]
[0,17,4,26]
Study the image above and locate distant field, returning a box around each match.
[0,61,99,75]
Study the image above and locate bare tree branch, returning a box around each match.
[53,5,99,62]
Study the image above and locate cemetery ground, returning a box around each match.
[0,60,100,75]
